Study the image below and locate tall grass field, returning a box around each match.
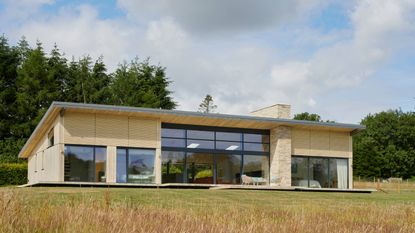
[0,182,414,232]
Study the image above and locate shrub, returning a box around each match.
[0,163,27,185]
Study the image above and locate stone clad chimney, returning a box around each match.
[250,104,291,119]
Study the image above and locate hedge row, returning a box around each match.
[0,163,27,185]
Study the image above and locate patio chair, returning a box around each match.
[241,175,254,185]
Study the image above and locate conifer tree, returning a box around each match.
[198,94,217,113]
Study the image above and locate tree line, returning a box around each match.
[0,35,176,163]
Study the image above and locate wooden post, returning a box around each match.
[376,178,380,190]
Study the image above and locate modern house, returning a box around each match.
[18,102,364,189]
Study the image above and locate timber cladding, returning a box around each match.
[63,111,160,148]
[292,128,351,157]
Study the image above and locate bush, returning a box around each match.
[0,163,27,185]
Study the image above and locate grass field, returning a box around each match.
[0,184,414,233]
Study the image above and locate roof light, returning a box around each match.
[225,145,239,150]
[187,143,200,148]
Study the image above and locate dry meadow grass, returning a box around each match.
[0,184,414,233]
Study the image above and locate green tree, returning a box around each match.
[198,94,217,113]
[14,41,52,138]
[0,35,177,163]
[110,58,176,109]
[0,35,19,138]
[294,112,335,123]
[353,110,415,179]
[293,112,321,121]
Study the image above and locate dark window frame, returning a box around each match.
[64,144,107,182]
[161,123,270,154]
[117,146,156,184]
[291,155,349,189]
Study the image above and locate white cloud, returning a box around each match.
[1,0,414,123]
[117,0,326,35]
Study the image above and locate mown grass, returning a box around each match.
[0,185,414,233]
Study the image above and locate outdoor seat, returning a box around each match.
[241,175,266,185]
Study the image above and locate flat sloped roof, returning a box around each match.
[18,101,365,158]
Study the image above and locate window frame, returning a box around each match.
[63,144,107,182]
[116,147,157,184]
[291,155,349,189]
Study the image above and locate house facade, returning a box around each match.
[18,102,364,189]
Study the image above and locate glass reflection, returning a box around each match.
[216,154,241,184]
[128,149,155,183]
[243,155,269,181]
[186,153,214,184]
[162,151,185,183]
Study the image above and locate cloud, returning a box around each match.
[267,0,415,120]
[1,0,414,123]
[117,0,325,34]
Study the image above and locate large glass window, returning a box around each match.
[161,124,270,184]
[309,158,329,188]
[161,124,270,154]
[161,128,185,138]
[161,138,186,148]
[117,148,155,184]
[216,154,241,184]
[244,133,269,143]
[216,141,241,151]
[291,156,348,189]
[116,149,127,183]
[186,153,214,184]
[243,155,269,181]
[243,143,270,152]
[329,159,348,189]
[216,132,241,141]
[162,151,185,183]
[187,130,214,140]
[64,145,106,182]
[186,139,214,149]
[291,157,308,187]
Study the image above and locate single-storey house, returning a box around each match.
[18,102,364,189]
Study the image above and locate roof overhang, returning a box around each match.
[18,102,365,158]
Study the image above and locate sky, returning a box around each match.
[0,0,414,123]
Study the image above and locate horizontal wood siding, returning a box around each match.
[96,114,128,146]
[64,112,95,145]
[64,112,159,149]
[129,118,159,148]
[292,128,351,157]
[292,128,310,155]
[310,130,330,156]
[330,131,350,157]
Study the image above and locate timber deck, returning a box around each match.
[18,182,376,193]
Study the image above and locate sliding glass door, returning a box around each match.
[186,153,214,184]
[215,154,242,184]
[291,156,348,189]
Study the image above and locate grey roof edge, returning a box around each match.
[19,101,365,158]
[18,102,58,158]
[52,101,365,129]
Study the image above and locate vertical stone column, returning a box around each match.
[270,126,292,186]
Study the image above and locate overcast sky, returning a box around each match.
[1,0,414,123]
